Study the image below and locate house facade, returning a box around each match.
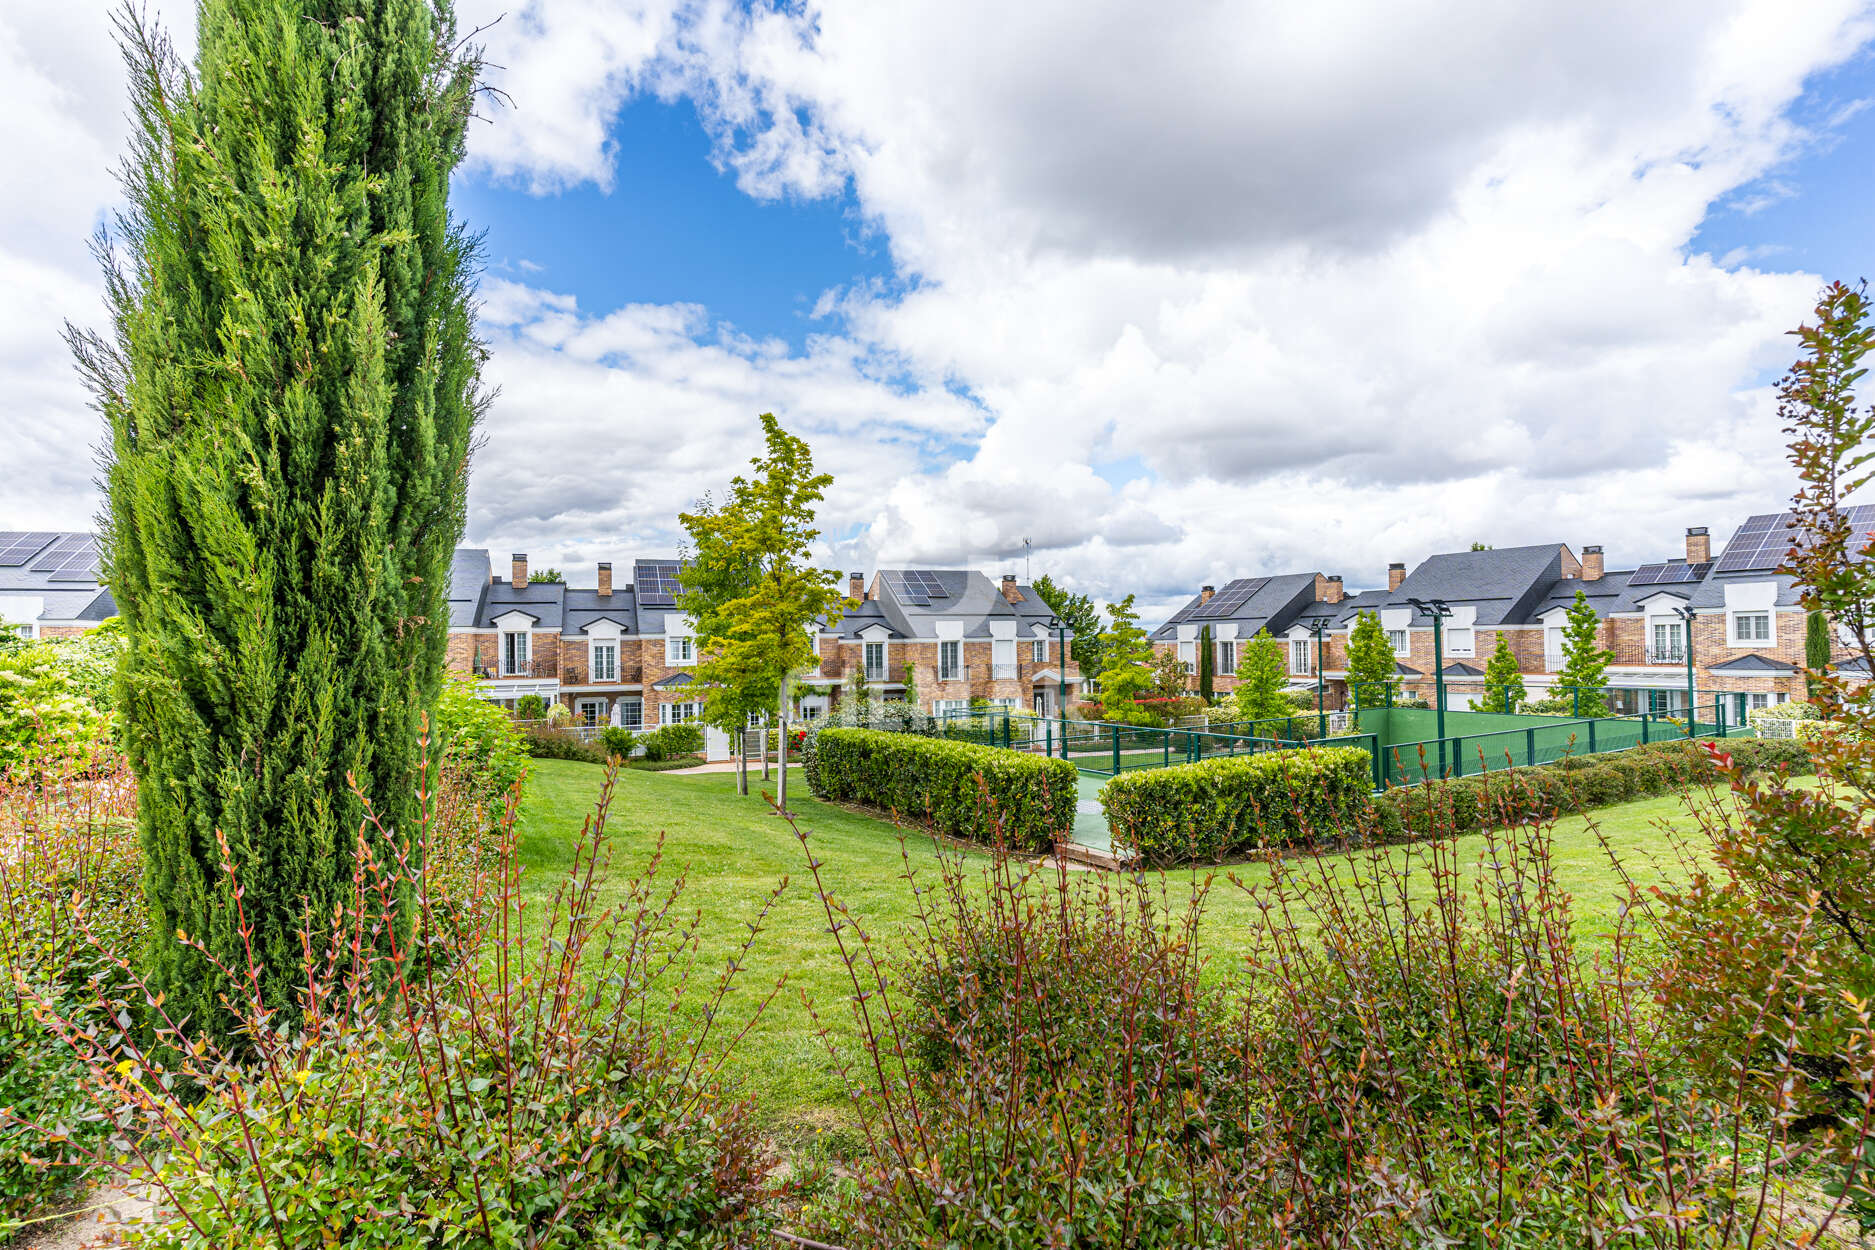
[444,554,1082,725]
[1158,511,1855,721]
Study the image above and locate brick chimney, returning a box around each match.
[511,553,527,590]
[1200,585,1215,604]
[849,571,865,600]
[1388,562,1406,592]
[1001,574,1024,603]
[597,562,612,597]
[1686,526,1710,565]
[1581,546,1604,582]
[1324,575,1344,604]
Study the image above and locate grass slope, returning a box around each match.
[515,759,1727,1137]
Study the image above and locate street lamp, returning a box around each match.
[1406,597,1454,742]
[1307,617,1331,737]
[1056,616,1068,760]
[1673,605,1698,737]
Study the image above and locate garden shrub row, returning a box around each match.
[809,728,1078,852]
[1100,746,1375,864]
[1372,735,1814,842]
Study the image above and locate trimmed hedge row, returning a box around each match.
[1373,735,1814,842]
[1100,747,1375,864]
[809,728,1078,852]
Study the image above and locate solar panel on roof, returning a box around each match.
[882,571,927,606]
[0,532,56,568]
[1628,561,1708,588]
[1712,512,1797,574]
[50,542,101,582]
[1191,576,1269,619]
[31,535,88,573]
[634,561,682,606]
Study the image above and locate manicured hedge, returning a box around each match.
[809,728,1078,852]
[1370,736,1815,842]
[1100,746,1375,864]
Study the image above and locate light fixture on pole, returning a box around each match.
[1307,617,1332,737]
[1673,604,1698,737]
[1406,597,1454,742]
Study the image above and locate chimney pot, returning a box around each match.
[1582,546,1604,582]
[1388,562,1406,592]
[1200,585,1215,603]
[511,553,528,590]
[849,571,865,601]
[1686,526,1711,565]
[597,562,612,597]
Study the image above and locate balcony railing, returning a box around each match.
[992,662,1017,680]
[1544,650,1565,671]
[1645,645,1687,665]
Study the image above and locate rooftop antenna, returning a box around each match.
[1023,537,1031,583]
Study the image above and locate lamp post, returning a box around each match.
[1673,605,1698,737]
[1057,617,1068,760]
[1407,597,1454,742]
[1307,618,1331,737]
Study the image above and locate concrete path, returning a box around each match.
[1072,772,1111,853]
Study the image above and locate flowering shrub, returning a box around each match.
[10,763,781,1248]
[810,728,1075,851]
[0,635,117,775]
[1100,746,1373,862]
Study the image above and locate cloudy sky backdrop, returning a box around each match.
[4,0,1873,620]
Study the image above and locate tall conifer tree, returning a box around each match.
[1554,591,1613,717]
[69,2,484,1032]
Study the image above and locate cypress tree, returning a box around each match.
[1806,608,1832,698]
[1555,591,1613,717]
[1196,624,1214,703]
[68,1,484,1034]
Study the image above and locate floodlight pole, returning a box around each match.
[1674,605,1698,737]
[1409,597,1454,741]
[1057,618,1068,760]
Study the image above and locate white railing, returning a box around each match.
[1544,650,1565,671]
[992,663,1017,680]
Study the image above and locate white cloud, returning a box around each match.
[4,0,1874,621]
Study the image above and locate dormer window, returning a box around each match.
[1387,629,1409,655]
[590,641,617,681]
[864,641,887,680]
[666,635,695,665]
[1446,627,1475,657]
[501,630,530,677]
[1731,611,1771,645]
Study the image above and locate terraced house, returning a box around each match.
[445,554,1082,725]
[796,569,1080,719]
[0,532,112,639]
[1156,507,1860,719]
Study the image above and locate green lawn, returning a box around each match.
[514,759,1730,1138]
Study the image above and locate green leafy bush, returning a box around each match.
[432,677,528,810]
[0,633,118,775]
[598,726,637,759]
[810,728,1076,852]
[641,723,705,761]
[514,692,547,720]
[522,726,605,763]
[1100,746,1373,863]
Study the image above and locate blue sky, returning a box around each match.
[457,97,890,348]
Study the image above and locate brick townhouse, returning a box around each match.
[0,532,113,639]
[1158,508,1860,721]
[808,569,1083,719]
[446,554,1082,725]
[1149,573,1379,700]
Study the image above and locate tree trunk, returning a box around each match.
[737,729,748,796]
[762,721,771,780]
[777,704,789,813]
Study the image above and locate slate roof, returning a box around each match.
[1293,588,1389,630]
[1442,661,1485,677]
[1686,512,1813,611]
[0,531,108,626]
[1533,569,1645,618]
[1384,544,1569,627]
[652,672,694,689]
[1706,654,1797,674]
[824,598,903,640]
[446,550,493,628]
[1149,572,1322,641]
[868,571,1067,639]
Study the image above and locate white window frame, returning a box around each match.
[576,698,605,727]
[1217,639,1236,675]
[665,635,695,665]
[660,701,700,725]
[991,637,1016,678]
[618,697,643,729]
[864,641,887,681]
[1730,611,1772,646]
[1031,638,1047,663]
[589,640,617,682]
[939,639,961,680]
[1445,627,1475,658]
[1387,628,1410,656]
[933,699,969,717]
[1177,640,1195,673]
[1289,638,1312,674]
[501,630,530,676]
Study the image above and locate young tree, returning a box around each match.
[1032,573,1104,681]
[1554,591,1612,716]
[528,568,564,584]
[1472,634,1527,714]
[1344,610,1396,709]
[70,2,483,1032]
[678,413,845,807]
[1197,624,1215,702]
[1658,280,1875,1119]
[1093,595,1154,724]
[1806,607,1833,698]
[1231,631,1290,722]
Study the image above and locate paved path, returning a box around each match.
[1072,772,1111,853]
